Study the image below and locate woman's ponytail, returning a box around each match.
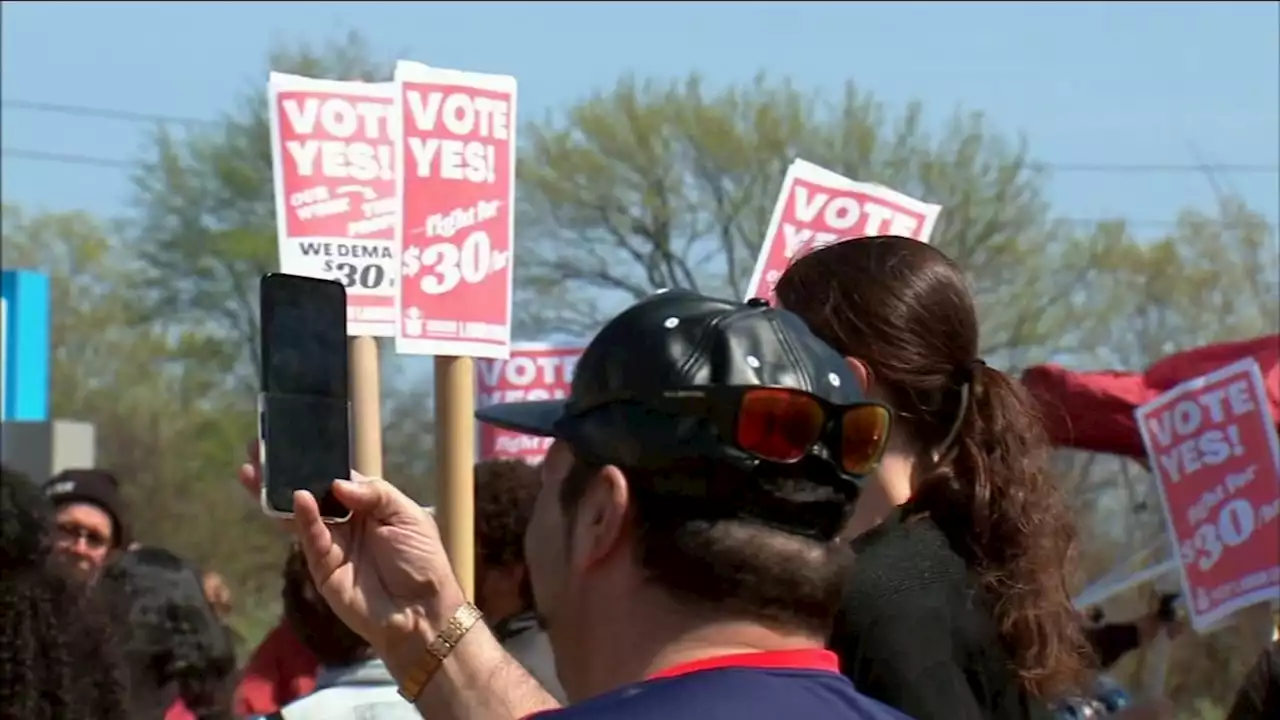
[915,362,1094,699]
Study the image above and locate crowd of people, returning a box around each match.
[2,236,1277,720]
[1,457,556,719]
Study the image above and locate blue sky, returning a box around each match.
[2,1,1278,232]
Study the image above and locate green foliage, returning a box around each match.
[1075,197,1279,366]
[1,202,285,604]
[127,32,434,480]
[129,31,395,389]
[515,74,1096,364]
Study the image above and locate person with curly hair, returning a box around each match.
[474,459,565,701]
[98,547,237,720]
[0,463,130,720]
[776,236,1093,720]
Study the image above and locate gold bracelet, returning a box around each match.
[397,601,485,703]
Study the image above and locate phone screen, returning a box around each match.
[259,274,351,520]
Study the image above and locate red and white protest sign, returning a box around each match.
[268,73,399,337]
[1136,357,1280,632]
[393,61,517,359]
[744,159,942,302]
[475,342,584,463]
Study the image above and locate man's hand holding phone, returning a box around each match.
[237,443,466,657]
[249,276,560,716]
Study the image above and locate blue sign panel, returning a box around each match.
[1,270,51,421]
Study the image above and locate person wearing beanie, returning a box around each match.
[43,468,132,583]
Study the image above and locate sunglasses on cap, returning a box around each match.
[574,386,892,476]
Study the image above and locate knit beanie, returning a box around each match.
[43,468,132,549]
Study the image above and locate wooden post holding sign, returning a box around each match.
[392,60,519,602]
[1137,572,1182,701]
[349,337,384,478]
[435,356,476,598]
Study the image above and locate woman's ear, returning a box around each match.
[845,357,872,392]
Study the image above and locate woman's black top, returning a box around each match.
[828,507,1052,720]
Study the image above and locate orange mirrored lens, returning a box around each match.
[736,389,824,463]
[841,405,890,475]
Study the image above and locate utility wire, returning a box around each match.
[2,98,214,127]
[3,147,138,170]
[0,146,1222,231]
[4,97,1279,175]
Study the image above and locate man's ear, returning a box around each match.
[571,465,631,572]
[845,357,872,391]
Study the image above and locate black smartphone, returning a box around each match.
[258,273,352,522]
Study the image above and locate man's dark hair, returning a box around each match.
[559,456,852,638]
[282,544,370,668]
[0,464,130,720]
[475,459,541,607]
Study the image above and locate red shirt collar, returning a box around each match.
[519,648,840,720]
[647,648,840,680]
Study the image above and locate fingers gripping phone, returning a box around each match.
[258,273,352,522]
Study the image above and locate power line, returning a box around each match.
[4,98,1278,176]
[0,146,1236,231]
[3,147,135,169]
[1,99,213,127]
[1040,162,1278,174]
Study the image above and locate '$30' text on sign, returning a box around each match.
[323,257,393,290]
[401,229,509,296]
[1179,463,1280,573]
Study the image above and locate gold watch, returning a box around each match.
[397,601,486,702]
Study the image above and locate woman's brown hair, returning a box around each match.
[775,235,1091,698]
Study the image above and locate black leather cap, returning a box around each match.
[476,290,866,483]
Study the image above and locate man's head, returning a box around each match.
[474,459,541,623]
[476,291,891,695]
[43,469,131,582]
[97,547,236,718]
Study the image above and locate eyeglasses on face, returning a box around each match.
[56,523,110,550]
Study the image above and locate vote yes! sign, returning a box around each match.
[394,61,517,359]
[744,159,942,302]
[475,343,584,464]
[1136,357,1280,631]
[268,73,399,337]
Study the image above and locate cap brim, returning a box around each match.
[475,400,567,438]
